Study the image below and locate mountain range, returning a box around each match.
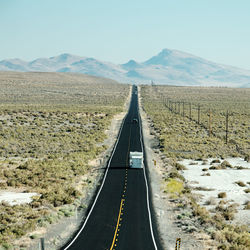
[1,49,250,87]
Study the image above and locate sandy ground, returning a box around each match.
[138,87,214,250]
[0,191,38,206]
[180,158,250,226]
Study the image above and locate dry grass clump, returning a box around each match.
[190,201,212,224]
[189,196,249,248]
[215,203,238,221]
[189,161,198,165]
[209,165,223,170]
[201,173,211,176]
[164,179,184,198]
[211,159,221,164]
[235,181,246,187]
[202,168,208,171]
[193,186,214,191]
[212,225,250,249]
[244,201,250,210]
[167,170,185,182]
[205,197,217,205]
[209,161,234,170]
[244,188,250,193]
[175,162,187,170]
[220,160,232,168]
[218,192,227,198]
[244,154,250,162]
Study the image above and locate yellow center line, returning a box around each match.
[110,199,125,250]
[110,120,132,250]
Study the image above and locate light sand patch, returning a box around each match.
[180,158,250,225]
[0,191,38,205]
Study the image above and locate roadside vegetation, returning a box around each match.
[141,85,250,249]
[0,72,130,246]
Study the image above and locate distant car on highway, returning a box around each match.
[132,118,138,123]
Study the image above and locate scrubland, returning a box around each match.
[0,72,129,247]
[141,85,250,249]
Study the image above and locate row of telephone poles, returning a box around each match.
[161,96,230,144]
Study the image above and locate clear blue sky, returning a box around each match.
[1,0,250,69]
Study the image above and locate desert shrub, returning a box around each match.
[211,159,221,164]
[191,203,211,224]
[235,181,246,187]
[209,165,221,170]
[221,160,232,168]
[244,201,250,210]
[215,203,238,221]
[205,197,217,205]
[244,154,250,162]
[244,188,250,193]
[165,179,184,197]
[236,166,246,170]
[201,173,211,176]
[212,226,250,249]
[167,170,185,181]
[175,163,187,170]
[218,192,227,198]
[189,162,198,165]
[193,186,214,191]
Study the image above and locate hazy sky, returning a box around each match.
[1,0,250,69]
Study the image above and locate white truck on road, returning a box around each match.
[129,152,143,169]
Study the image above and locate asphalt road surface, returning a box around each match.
[63,86,162,250]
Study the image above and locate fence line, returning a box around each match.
[149,86,248,156]
[161,96,230,144]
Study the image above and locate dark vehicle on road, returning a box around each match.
[132,118,138,123]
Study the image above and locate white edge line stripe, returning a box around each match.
[63,98,131,250]
[138,96,158,250]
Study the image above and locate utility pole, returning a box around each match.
[182,102,185,117]
[189,103,192,120]
[225,110,229,144]
[198,104,200,124]
[208,109,212,136]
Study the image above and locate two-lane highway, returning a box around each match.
[63,86,162,250]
